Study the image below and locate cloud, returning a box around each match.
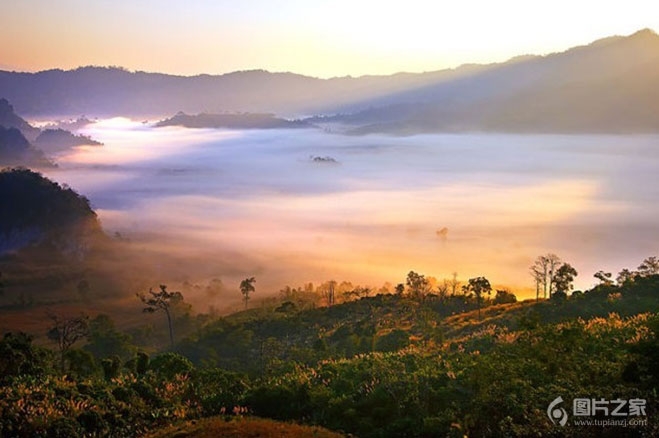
[42,125,659,298]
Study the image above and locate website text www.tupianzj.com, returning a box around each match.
[572,417,648,427]
[547,396,649,428]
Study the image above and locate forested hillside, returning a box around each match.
[1,261,658,437]
[0,168,102,256]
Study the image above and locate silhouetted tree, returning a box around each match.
[552,263,578,297]
[594,270,614,286]
[240,277,256,309]
[617,268,635,286]
[406,271,431,298]
[47,313,90,373]
[637,256,659,277]
[437,280,450,300]
[137,285,183,347]
[394,283,405,295]
[463,277,492,320]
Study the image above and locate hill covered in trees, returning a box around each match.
[1,258,658,437]
[0,168,103,256]
[34,128,102,154]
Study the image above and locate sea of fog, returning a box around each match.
[42,119,659,298]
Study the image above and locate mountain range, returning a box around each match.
[1,29,658,134]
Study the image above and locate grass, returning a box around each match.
[144,416,345,438]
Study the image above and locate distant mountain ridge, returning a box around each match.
[1,29,658,133]
[34,128,102,154]
[156,112,310,130]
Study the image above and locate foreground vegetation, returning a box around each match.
[1,264,659,437]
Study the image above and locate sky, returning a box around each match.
[2,1,659,78]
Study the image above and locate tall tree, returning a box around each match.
[138,285,183,347]
[530,254,562,299]
[47,313,90,373]
[449,272,461,296]
[463,277,492,320]
[240,277,256,309]
[530,265,543,302]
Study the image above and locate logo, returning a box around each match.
[547,396,648,427]
[547,396,568,426]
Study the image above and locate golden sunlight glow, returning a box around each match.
[1,1,658,77]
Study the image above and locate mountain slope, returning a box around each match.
[0,126,52,168]
[0,98,40,141]
[1,29,657,133]
[331,29,659,133]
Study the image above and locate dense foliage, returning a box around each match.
[0,168,102,255]
[1,270,659,437]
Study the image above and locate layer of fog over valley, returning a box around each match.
[42,119,659,307]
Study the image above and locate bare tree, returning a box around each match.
[317,280,336,306]
[449,272,461,296]
[240,277,256,309]
[530,265,542,302]
[530,254,562,299]
[437,280,450,300]
[47,313,90,373]
[137,285,183,347]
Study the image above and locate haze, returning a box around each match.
[2,1,659,77]
[40,120,659,303]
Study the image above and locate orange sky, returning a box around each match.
[2,1,658,77]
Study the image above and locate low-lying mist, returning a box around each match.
[42,119,659,309]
